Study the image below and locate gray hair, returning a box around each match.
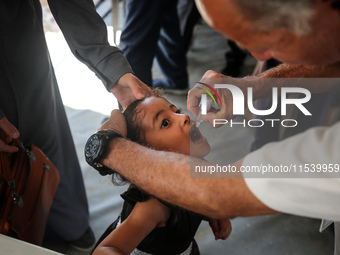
[232,0,315,35]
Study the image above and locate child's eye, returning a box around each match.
[161,119,170,128]
[176,108,183,114]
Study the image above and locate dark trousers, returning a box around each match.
[120,0,188,89]
[0,0,89,241]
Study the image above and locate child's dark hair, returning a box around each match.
[123,99,148,146]
[103,93,162,185]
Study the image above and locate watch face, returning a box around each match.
[85,134,100,159]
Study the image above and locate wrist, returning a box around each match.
[101,136,125,165]
[112,72,134,89]
[84,130,123,174]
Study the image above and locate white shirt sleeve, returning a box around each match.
[243,121,340,222]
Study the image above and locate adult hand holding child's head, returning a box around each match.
[110,73,153,109]
[99,109,127,138]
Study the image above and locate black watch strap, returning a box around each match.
[84,130,122,172]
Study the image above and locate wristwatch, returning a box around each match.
[84,130,122,171]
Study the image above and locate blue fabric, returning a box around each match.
[120,0,188,89]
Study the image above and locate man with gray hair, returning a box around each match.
[88,0,340,253]
[235,0,315,35]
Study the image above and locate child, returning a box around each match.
[92,95,231,255]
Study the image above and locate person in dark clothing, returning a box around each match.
[221,40,248,77]
[120,0,189,94]
[92,95,231,255]
[0,0,148,251]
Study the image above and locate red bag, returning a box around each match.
[0,130,60,245]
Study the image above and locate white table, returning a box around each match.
[0,234,63,255]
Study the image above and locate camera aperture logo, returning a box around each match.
[198,83,312,128]
[197,81,223,111]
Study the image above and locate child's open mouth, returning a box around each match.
[190,121,206,144]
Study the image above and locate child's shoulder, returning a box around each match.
[121,185,172,227]
[132,196,171,228]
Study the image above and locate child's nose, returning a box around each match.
[179,114,190,126]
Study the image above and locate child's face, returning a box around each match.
[137,97,210,158]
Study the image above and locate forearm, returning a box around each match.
[243,122,340,222]
[246,62,340,99]
[102,138,276,218]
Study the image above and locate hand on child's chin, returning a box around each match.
[99,109,127,137]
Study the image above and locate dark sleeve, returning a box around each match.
[120,185,150,206]
[120,185,200,227]
[0,109,5,119]
[47,0,133,91]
